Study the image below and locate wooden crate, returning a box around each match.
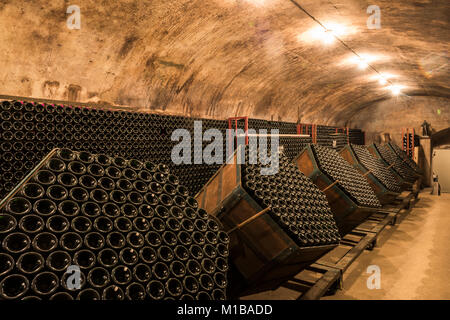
[195,149,337,297]
[339,145,399,204]
[366,143,412,190]
[293,145,377,236]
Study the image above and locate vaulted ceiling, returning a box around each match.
[0,0,448,125]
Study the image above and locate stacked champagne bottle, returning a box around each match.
[241,147,341,247]
[322,133,348,151]
[234,118,312,160]
[348,128,365,145]
[316,127,348,150]
[374,143,417,184]
[279,136,313,160]
[0,100,228,198]
[351,144,401,193]
[0,149,229,300]
[388,142,421,174]
[0,99,367,201]
[167,118,228,196]
[311,145,382,208]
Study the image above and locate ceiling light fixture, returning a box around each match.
[357,59,369,70]
[289,0,412,96]
[370,73,397,85]
[299,22,349,45]
[378,77,387,85]
[387,84,405,96]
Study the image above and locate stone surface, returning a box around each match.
[0,0,448,123]
[348,96,450,145]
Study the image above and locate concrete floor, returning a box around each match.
[243,189,450,300]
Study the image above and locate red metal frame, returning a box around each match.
[402,128,415,159]
[346,127,349,144]
[297,123,317,143]
[228,117,249,155]
[335,127,350,144]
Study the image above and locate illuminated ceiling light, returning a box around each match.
[299,22,349,45]
[323,30,335,45]
[387,84,405,96]
[244,0,268,7]
[343,53,381,70]
[370,73,397,84]
[357,59,369,70]
[325,22,347,37]
[391,86,401,96]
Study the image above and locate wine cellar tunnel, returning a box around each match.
[0,0,449,302]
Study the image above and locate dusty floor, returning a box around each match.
[243,190,450,300]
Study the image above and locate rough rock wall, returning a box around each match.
[348,96,450,145]
[0,0,448,123]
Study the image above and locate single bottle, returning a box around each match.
[31,271,59,296]
[0,253,15,276]
[88,267,110,288]
[3,232,31,254]
[146,280,165,300]
[73,249,96,269]
[111,265,132,286]
[0,274,30,300]
[102,285,125,300]
[98,248,119,268]
[132,263,152,283]
[46,250,71,272]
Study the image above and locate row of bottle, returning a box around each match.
[389,142,421,174]
[0,269,227,300]
[0,99,230,198]
[312,145,382,208]
[0,149,229,300]
[351,144,401,193]
[374,144,418,183]
[241,147,341,247]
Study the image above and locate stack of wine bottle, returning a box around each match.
[296,124,365,148]
[0,149,229,300]
[311,145,382,208]
[374,143,418,184]
[0,100,230,198]
[266,120,298,134]
[279,136,313,160]
[350,144,401,193]
[389,142,421,174]
[241,147,341,247]
[232,118,312,160]
[348,128,365,145]
[325,133,348,151]
[166,118,229,196]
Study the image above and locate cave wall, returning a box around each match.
[347,96,450,146]
[0,1,448,124]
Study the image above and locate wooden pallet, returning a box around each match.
[285,190,419,300]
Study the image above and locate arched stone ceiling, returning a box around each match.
[0,0,448,125]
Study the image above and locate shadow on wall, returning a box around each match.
[432,127,450,148]
[347,96,450,146]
